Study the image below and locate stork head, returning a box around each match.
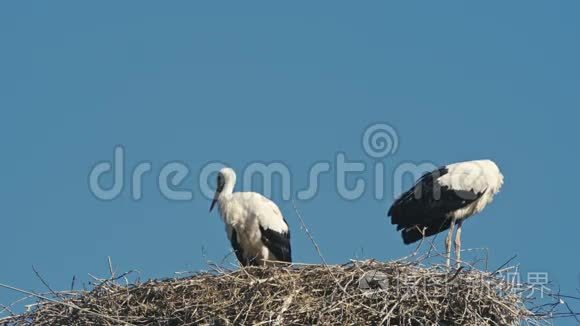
[210,167,236,212]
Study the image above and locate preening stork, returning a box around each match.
[209,167,292,266]
[388,160,504,267]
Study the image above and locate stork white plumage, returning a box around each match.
[209,167,292,266]
[388,159,504,267]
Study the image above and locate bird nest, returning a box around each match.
[2,259,565,326]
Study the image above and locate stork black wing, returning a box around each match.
[229,229,250,266]
[389,167,485,244]
[259,224,292,263]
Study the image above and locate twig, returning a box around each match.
[70,275,76,292]
[107,256,115,279]
[31,265,61,299]
[291,200,329,266]
[492,254,518,275]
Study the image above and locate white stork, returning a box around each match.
[388,159,504,267]
[209,167,292,266]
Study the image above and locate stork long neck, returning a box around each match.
[220,174,236,198]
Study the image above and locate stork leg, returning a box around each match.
[454,220,463,269]
[445,217,456,267]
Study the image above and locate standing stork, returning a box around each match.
[388,160,504,267]
[209,167,292,266]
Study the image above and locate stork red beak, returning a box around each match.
[210,198,218,212]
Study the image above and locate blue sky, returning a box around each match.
[1,1,579,322]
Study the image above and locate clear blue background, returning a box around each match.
[1,1,579,323]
